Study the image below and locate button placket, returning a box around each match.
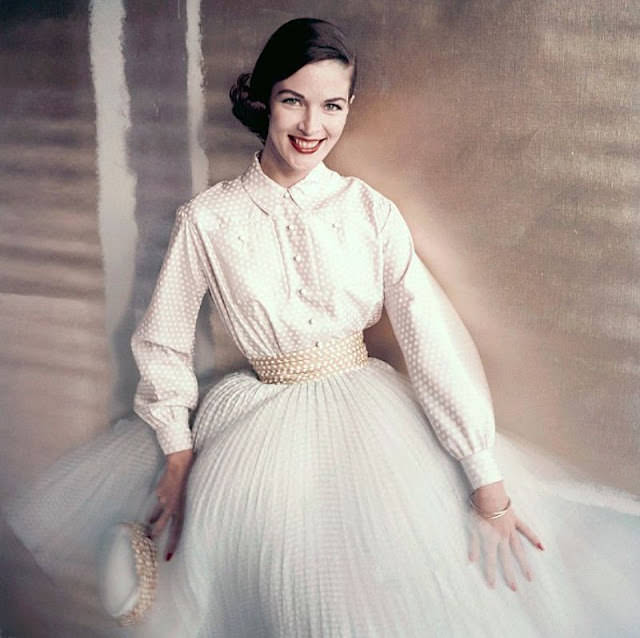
[281,202,314,305]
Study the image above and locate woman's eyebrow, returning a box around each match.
[275,89,347,103]
[275,89,304,98]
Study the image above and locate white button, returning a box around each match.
[237,234,243,241]
[308,317,314,325]
[298,288,305,296]
[332,222,339,228]
[314,341,321,348]
[293,255,301,262]
[286,224,294,230]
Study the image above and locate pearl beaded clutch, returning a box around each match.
[97,521,158,626]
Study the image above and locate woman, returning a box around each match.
[4,17,640,638]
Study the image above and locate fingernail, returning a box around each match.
[537,542,545,551]
[526,571,533,581]
[510,582,517,591]
[166,552,173,561]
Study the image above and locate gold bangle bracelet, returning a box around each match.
[468,495,512,520]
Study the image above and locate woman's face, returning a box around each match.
[261,59,353,187]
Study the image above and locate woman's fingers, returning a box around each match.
[144,456,194,558]
[468,513,500,588]
[515,517,545,551]
[482,531,499,588]
[147,502,164,527]
[165,508,184,561]
[498,539,518,591]
[148,491,177,538]
[510,530,533,581]
[469,509,541,591]
[149,505,173,540]
[468,526,481,563]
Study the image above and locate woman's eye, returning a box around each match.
[282,97,301,105]
[325,103,342,112]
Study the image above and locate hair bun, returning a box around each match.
[229,72,269,142]
[229,72,251,104]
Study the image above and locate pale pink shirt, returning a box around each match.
[131,152,503,490]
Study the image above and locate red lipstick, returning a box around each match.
[289,136,325,154]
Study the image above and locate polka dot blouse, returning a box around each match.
[130,151,503,491]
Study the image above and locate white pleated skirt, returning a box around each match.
[4,358,640,637]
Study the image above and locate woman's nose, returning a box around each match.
[297,106,321,137]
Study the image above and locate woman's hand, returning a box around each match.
[147,449,195,561]
[467,480,544,591]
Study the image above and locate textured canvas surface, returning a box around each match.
[1,1,638,636]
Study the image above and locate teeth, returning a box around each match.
[293,137,321,149]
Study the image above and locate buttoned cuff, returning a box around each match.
[459,448,503,491]
[155,425,193,456]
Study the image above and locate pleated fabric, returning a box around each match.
[6,358,638,637]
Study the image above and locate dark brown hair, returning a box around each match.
[229,18,357,143]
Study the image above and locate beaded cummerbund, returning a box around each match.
[249,332,370,384]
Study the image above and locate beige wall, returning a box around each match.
[1,1,639,635]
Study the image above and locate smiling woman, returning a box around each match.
[230,19,356,136]
[273,83,348,154]
[230,20,356,187]
[260,60,354,185]
[3,14,640,638]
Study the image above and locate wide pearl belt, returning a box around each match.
[249,332,369,384]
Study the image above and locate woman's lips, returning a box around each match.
[289,136,325,154]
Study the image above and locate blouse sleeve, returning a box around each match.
[130,204,209,456]
[381,200,503,491]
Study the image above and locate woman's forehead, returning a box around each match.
[272,60,352,98]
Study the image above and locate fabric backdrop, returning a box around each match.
[1,1,638,635]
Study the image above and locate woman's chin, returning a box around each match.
[286,143,334,170]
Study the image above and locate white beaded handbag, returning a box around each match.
[97,521,158,625]
[97,489,164,626]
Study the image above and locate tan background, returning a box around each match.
[1,1,638,635]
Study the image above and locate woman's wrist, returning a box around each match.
[470,480,509,511]
[166,448,194,469]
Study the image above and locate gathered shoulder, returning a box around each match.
[176,176,245,229]
[331,172,397,230]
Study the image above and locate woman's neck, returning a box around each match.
[259,146,311,189]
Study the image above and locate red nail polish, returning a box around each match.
[537,542,545,551]
[166,552,173,561]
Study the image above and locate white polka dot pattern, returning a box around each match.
[381,202,503,490]
[131,206,208,454]
[130,152,502,488]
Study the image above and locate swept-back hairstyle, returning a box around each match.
[229,17,357,143]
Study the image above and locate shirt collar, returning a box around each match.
[240,150,335,215]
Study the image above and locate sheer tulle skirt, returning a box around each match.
[3,358,640,637]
